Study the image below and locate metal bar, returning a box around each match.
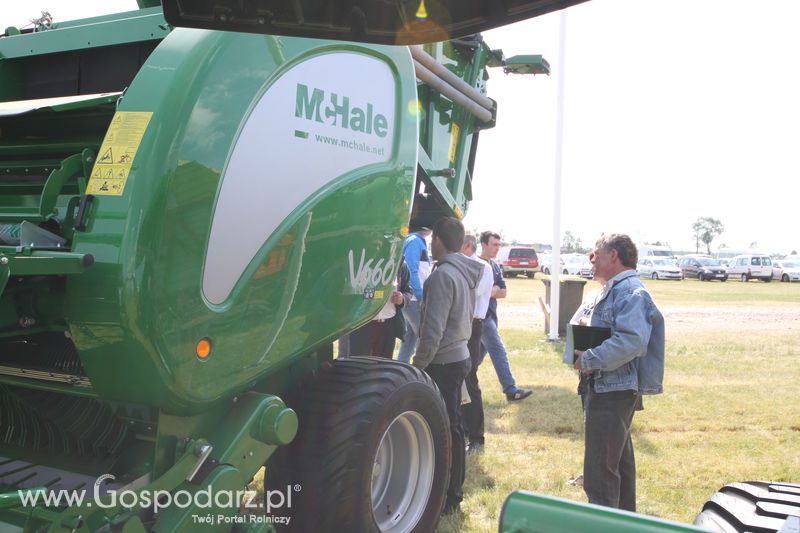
[0,249,93,275]
[413,60,493,123]
[0,487,46,510]
[0,9,168,59]
[411,45,495,111]
[0,375,97,398]
[0,140,102,158]
[500,491,708,533]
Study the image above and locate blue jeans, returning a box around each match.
[479,316,517,393]
[397,300,421,363]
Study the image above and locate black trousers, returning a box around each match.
[583,387,638,511]
[425,358,471,508]
[461,318,485,445]
[348,320,395,358]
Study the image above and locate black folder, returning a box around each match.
[566,325,611,363]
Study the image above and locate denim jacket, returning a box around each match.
[580,270,665,395]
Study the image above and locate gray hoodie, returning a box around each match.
[413,252,484,369]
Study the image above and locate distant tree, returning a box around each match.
[562,231,582,253]
[691,217,724,254]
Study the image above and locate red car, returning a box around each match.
[497,246,540,278]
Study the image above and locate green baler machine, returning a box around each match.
[4,1,796,532]
[0,2,542,530]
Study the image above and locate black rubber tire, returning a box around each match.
[783,274,790,282]
[526,272,535,279]
[698,273,705,282]
[763,277,771,283]
[264,357,450,532]
[694,481,800,532]
[741,274,749,282]
[651,272,659,280]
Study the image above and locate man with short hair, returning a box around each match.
[460,234,493,453]
[478,231,532,401]
[413,217,483,515]
[574,233,664,511]
[397,223,432,363]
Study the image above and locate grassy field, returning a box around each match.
[438,276,800,532]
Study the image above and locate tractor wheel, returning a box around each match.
[694,481,800,532]
[264,357,450,532]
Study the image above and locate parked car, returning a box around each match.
[678,255,728,281]
[726,254,773,282]
[637,257,682,280]
[772,258,800,282]
[562,254,593,278]
[496,246,539,278]
[538,253,552,274]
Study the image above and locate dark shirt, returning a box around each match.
[485,259,506,322]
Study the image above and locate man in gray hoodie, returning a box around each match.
[412,217,483,515]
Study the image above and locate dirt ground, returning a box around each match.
[500,304,800,332]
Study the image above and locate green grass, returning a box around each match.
[437,276,800,531]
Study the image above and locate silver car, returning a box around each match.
[637,258,683,280]
[772,258,800,282]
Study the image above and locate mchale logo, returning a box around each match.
[295,83,389,137]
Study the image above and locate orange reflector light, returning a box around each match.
[196,338,212,359]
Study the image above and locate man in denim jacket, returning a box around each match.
[573,234,664,511]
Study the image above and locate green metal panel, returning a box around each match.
[65,29,419,413]
[0,8,169,58]
[416,40,495,219]
[500,491,709,533]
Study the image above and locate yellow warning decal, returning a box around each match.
[448,123,460,163]
[87,111,153,196]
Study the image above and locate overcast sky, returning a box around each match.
[468,0,800,254]
[5,1,799,254]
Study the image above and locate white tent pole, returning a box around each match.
[549,9,567,340]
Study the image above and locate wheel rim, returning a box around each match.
[783,274,789,282]
[371,411,435,532]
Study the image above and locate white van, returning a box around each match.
[638,244,675,262]
[726,254,774,282]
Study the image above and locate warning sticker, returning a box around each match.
[87,111,152,196]
[448,123,460,163]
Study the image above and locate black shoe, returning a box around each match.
[506,388,533,401]
[466,442,484,455]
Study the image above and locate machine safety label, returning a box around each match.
[87,111,153,196]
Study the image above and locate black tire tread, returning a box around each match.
[694,481,800,532]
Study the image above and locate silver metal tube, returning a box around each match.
[410,45,494,111]
[413,60,493,123]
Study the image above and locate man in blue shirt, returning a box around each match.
[397,222,432,363]
[573,234,665,511]
[478,231,532,401]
